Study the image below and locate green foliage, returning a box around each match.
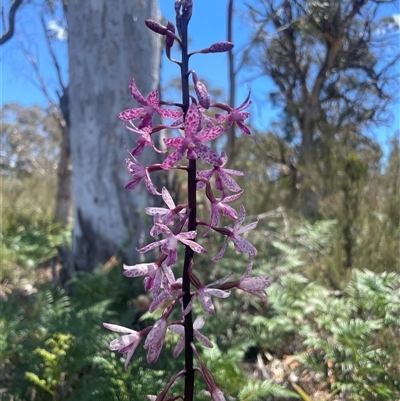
[0,270,179,401]
[25,333,74,399]
[1,174,71,282]
[239,380,298,401]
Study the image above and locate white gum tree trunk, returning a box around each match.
[68,0,162,274]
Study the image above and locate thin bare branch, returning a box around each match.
[0,0,24,45]
[39,11,66,92]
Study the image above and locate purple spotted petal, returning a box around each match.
[239,276,270,292]
[197,126,225,142]
[237,121,251,135]
[237,220,259,235]
[198,288,215,314]
[124,177,141,190]
[144,318,167,363]
[146,90,159,108]
[144,170,161,195]
[178,237,207,254]
[235,205,246,228]
[194,81,210,109]
[172,335,185,358]
[109,333,139,351]
[158,108,183,119]
[119,108,145,121]
[205,288,231,299]
[218,171,243,192]
[212,238,229,262]
[123,262,157,278]
[137,239,165,254]
[161,187,176,209]
[195,331,213,348]
[195,143,222,166]
[184,103,200,137]
[160,147,186,169]
[196,169,214,190]
[176,230,197,240]
[222,192,243,203]
[232,235,257,257]
[164,137,184,148]
[129,78,147,106]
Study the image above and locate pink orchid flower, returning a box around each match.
[214,88,251,136]
[145,187,187,237]
[119,78,182,129]
[136,223,207,266]
[124,125,167,156]
[197,151,245,197]
[160,103,224,169]
[169,316,213,357]
[123,260,175,297]
[212,205,258,261]
[125,154,161,195]
[103,323,143,370]
[184,273,232,315]
[237,258,270,301]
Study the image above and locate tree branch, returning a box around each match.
[0,0,24,45]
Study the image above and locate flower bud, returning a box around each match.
[145,19,168,35]
[166,20,175,50]
[209,41,234,53]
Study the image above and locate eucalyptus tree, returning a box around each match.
[67,0,163,275]
[245,0,399,215]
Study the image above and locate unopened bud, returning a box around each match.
[166,20,175,50]
[209,41,234,53]
[145,19,168,35]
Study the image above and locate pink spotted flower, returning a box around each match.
[123,259,175,297]
[219,258,270,302]
[168,316,213,357]
[212,205,258,261]
[136,223,207,267]
[184,272,232,315]
[103,323,143,370]
[214,88,252,135]
[161,103,224,169]
[119,78,182,129]
[197,151,246,197]
[125,154,162,195]
[237,258,270,301]
[145,187,187,237]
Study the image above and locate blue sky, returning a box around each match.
[1,0,399,155]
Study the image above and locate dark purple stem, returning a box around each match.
[179,4,195,401]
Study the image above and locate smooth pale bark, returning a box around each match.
[68,0,162,274]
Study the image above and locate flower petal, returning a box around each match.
[103,323,135,334]
[160,147,186,169]
[129,78,147,105]
[123,262,157,277]
[195,143,222,166]
[119,107,145,121]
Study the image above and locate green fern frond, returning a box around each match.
[239,379,299,400]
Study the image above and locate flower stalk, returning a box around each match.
[103,1,270,400]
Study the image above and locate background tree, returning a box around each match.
[1,103,60,177]
[1,0,72,227]
[0,0,24,44]
[67,0,163,276]
[245,0,399,216]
